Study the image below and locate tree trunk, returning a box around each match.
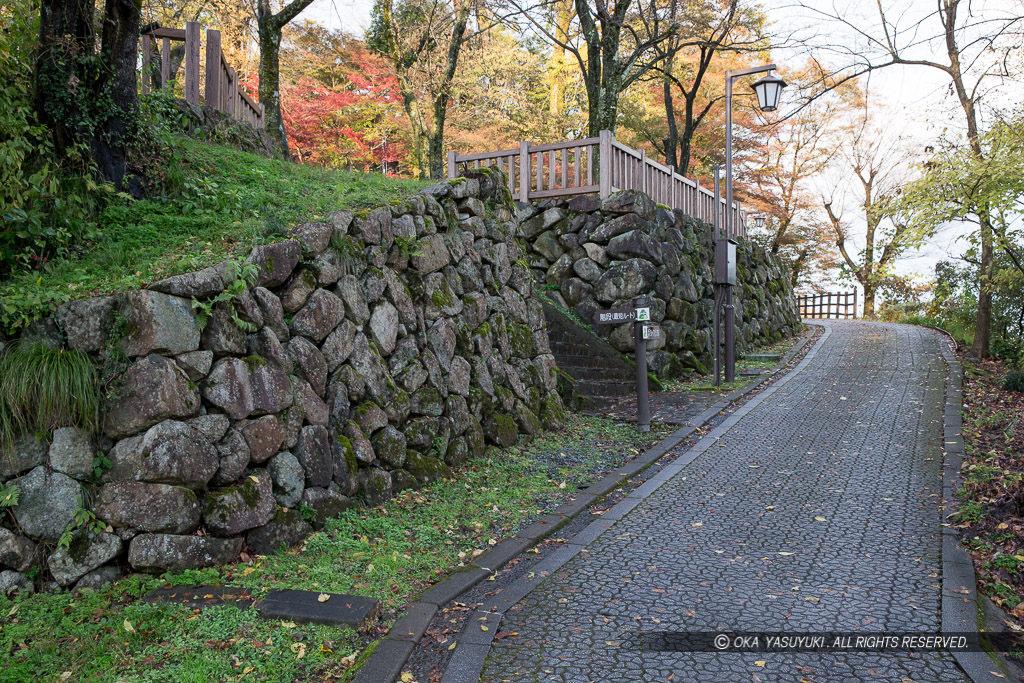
[972,216,994,357]
[36,0,139,187]
[863,285,876,317]
[662,62,678,168]
[257,14,290,160]
[95,0,141,185]
[36,0,97,159]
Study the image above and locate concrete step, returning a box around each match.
[574,379,636,398]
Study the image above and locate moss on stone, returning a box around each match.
[243,355,267,371]
[505,322,536,357]
[300,269,317,288]
[540,393,567,430]
[405,451,451,484]
[489,413,517,448]
[335,433,358,473]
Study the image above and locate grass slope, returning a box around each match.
[0,139,424,330]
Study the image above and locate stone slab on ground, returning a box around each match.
[143,585,255,608]
[255,589,378,628]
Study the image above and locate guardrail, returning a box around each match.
[447,130,746,236]
[796,291,857,319]
[140,22,264,129]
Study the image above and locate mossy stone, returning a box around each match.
[485,413,517,448]
[404,451,452,485]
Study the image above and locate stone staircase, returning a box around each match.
[541,299,653,411]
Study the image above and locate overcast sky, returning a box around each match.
[296,0,1020,298]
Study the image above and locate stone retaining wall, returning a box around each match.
[518,190,800,377]
[0,166,564,593]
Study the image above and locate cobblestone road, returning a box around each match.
[481,322,965,682]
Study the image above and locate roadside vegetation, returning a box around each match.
[955,356,1024,628]
[0,415,669,682]
[0,92,424,334]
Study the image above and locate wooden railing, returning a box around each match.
[447,130,747,237]
[140,22,264,129]
[796,291,857,319]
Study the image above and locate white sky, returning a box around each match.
[296,0,1020,302]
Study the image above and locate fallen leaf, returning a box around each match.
[755,661,766,668]
[291,642,306,659]
[778,552,794,556]
[448,641,457,650]
[123,619,135,633]
[814,516,826,522]
[280,620,296,628]
[318,593,330,602]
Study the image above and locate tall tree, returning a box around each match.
[35,0,141,185]
[821,112,921,317]
[256,0,318,159]
[645,0,766,174]
[368,0,474,179]
[797,0,1024,355]
[512,0,677,137]
[545,0,575,117]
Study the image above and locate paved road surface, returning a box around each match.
[481,322,966,682]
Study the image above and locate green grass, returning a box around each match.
[0,138,426,331]
[0,415,667,682]
[0,339,99,453]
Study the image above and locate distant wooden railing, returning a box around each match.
[140,22,264,129]
[797,291,857,319]
[447,130,747,237]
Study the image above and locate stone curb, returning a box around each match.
[351,326,819,683]
[937,337,1011,682]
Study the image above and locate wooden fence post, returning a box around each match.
[141,36,151,94]
[205,29,221,110]
[599,130,612,198]
[639,148,646,196]
[160,37,170,88]
[447,151,456,179]
[226,67,236,117]
[184,22,200,105]
[519,141,530,202]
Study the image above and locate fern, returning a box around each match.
[0,482,19,508]
[190,258,259,332]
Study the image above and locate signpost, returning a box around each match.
[593,297,656,432]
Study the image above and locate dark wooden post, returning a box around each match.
[184,21,200,105]
[160,37,170,88]
[141,35,151,94]
[205,29,221,110]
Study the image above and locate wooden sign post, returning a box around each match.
[593,297,657,431]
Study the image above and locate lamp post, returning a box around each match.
[715,64,786,386]
[752,214,766,230]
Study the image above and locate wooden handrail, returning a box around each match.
[450,132,750,236]
[138,22,264,130]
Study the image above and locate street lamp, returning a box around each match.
[752,214,766,230]
[714,64,787,387]
[750,73,787,112]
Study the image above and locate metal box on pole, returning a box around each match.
[715,239,737,285]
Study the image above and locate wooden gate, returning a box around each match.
[796,291,857,319]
